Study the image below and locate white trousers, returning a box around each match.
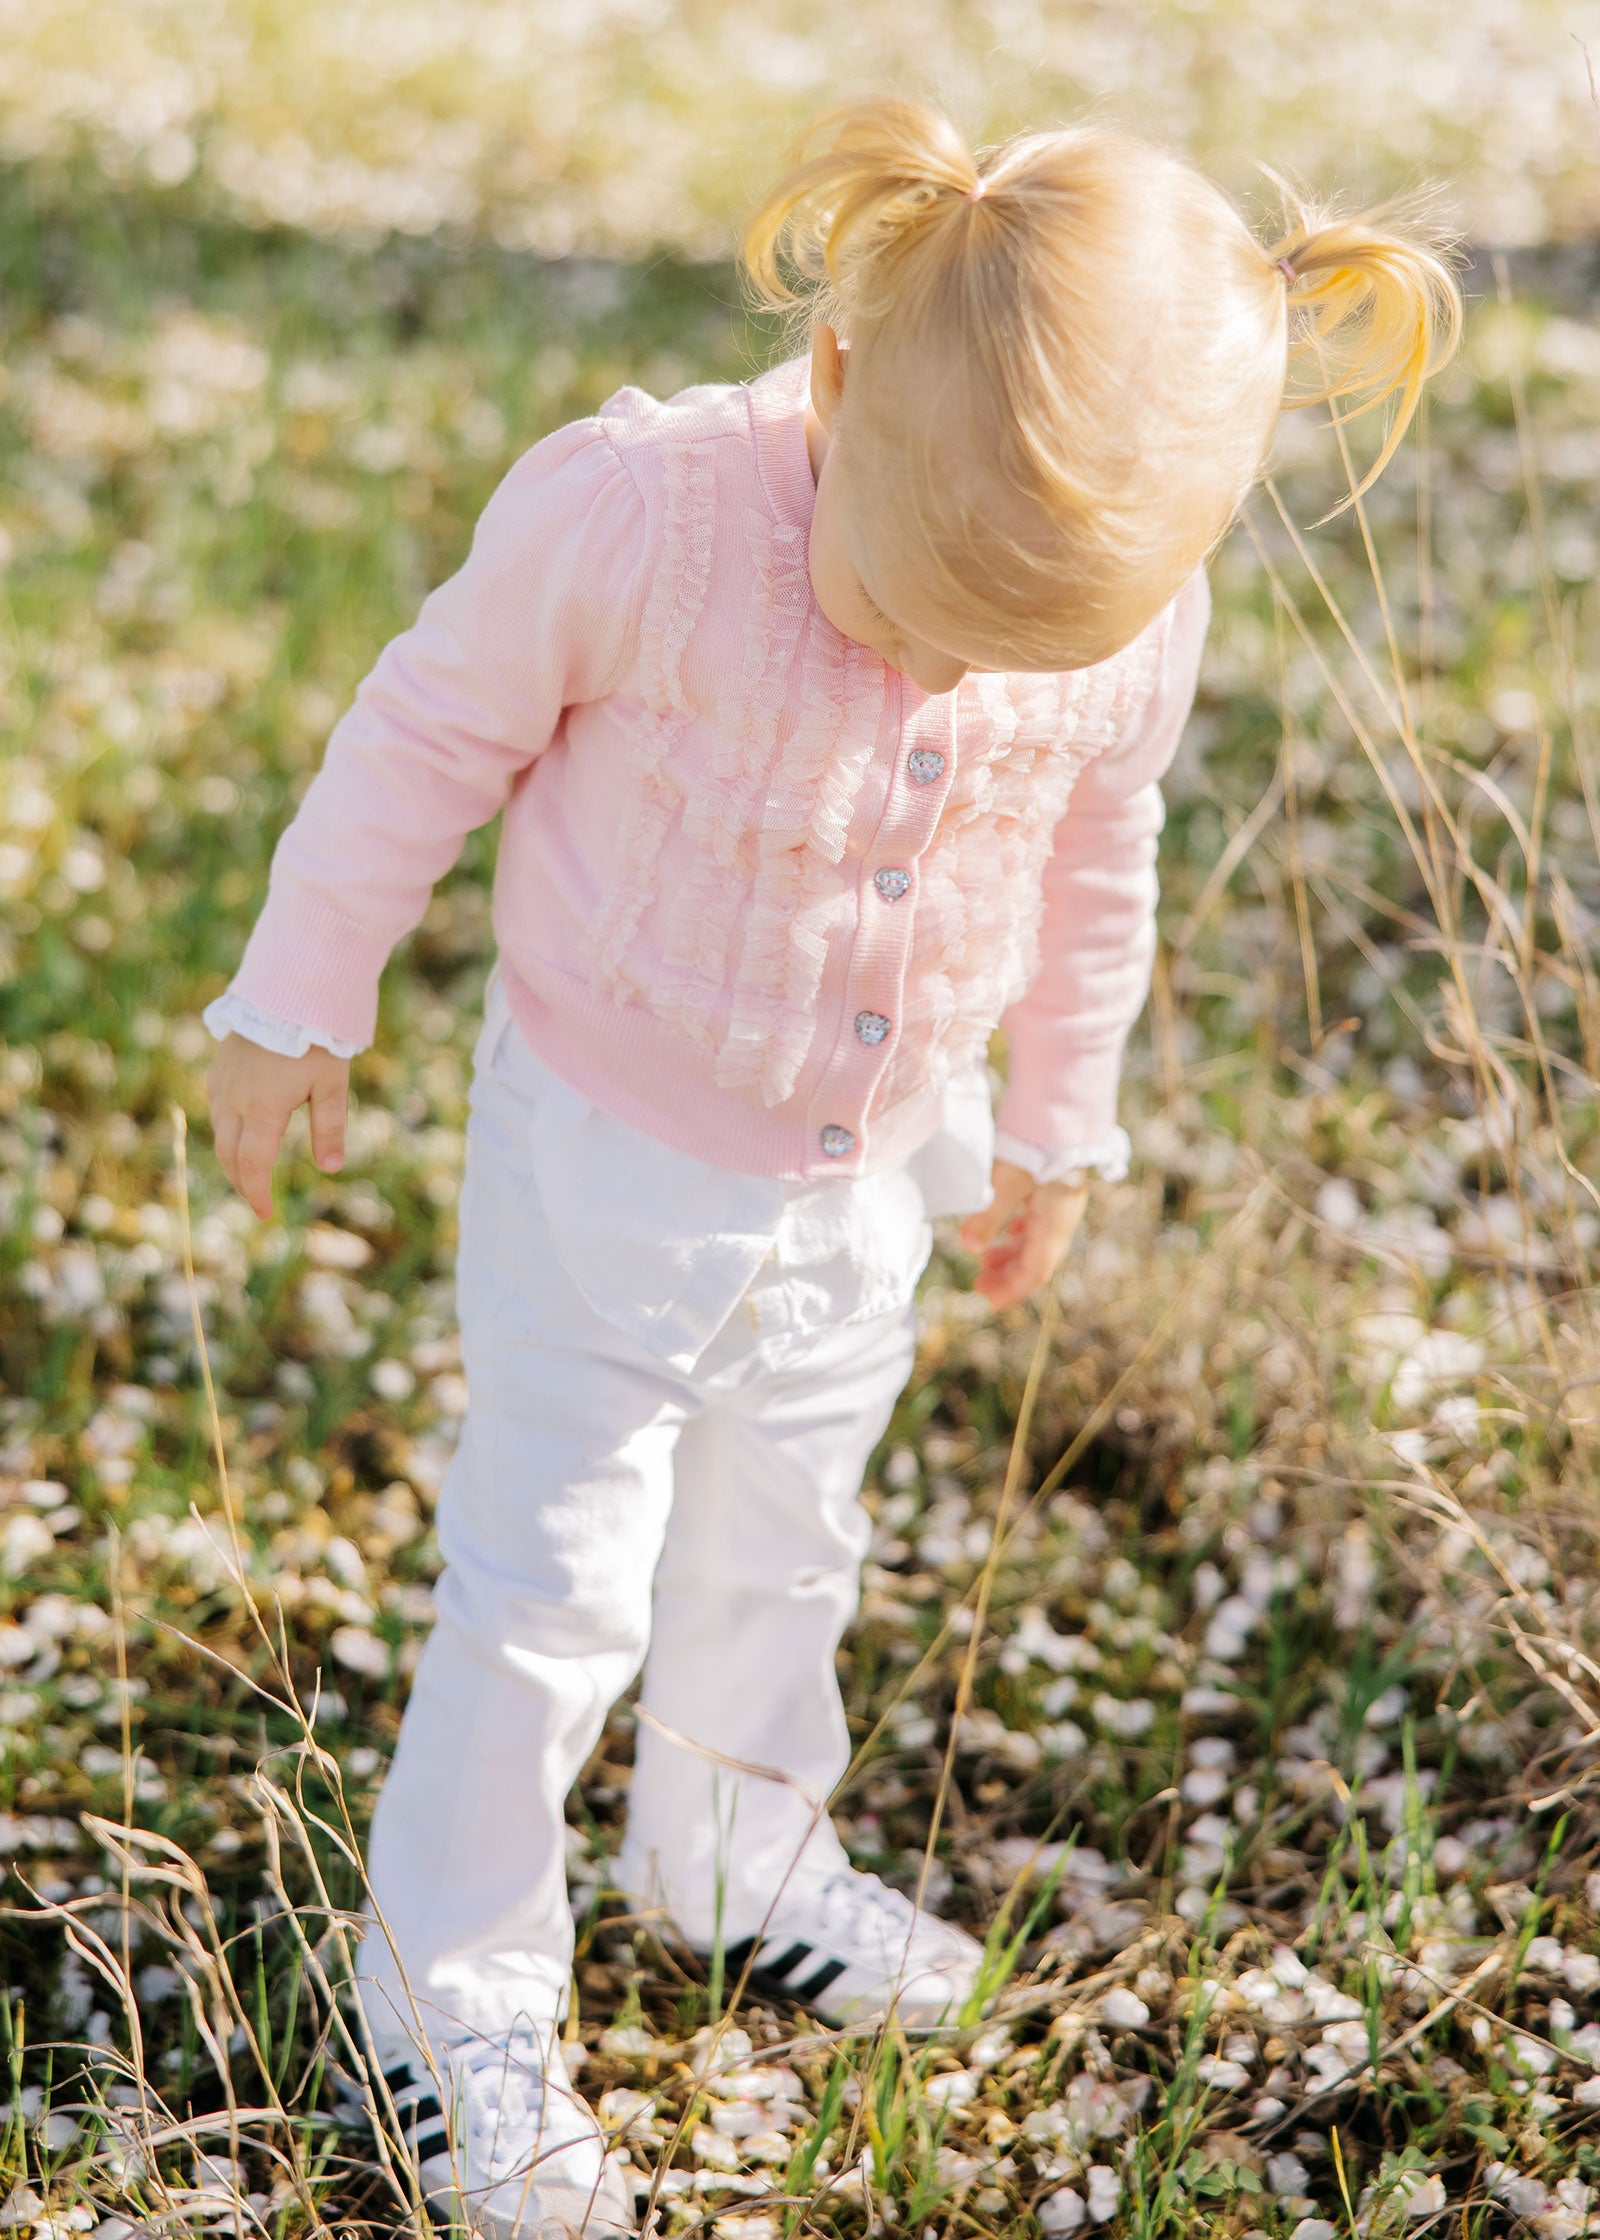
[359,1006,926,2050]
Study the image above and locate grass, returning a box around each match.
[2,106,1600,2240]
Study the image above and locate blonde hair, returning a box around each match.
[744,98,1464,669]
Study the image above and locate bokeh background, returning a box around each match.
[4,6,1600,2237]
[2,0,1599,249]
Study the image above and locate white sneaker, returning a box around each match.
[356,2026,636,2238]
[708,1867,986,2028]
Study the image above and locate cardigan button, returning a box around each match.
[854,1011,891,1046]
[820,1125,856,1158]
[873,867,911,901]
[908,748,946,784]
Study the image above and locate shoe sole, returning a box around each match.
[426,2172,636,2240]
[332,2069,636,2237]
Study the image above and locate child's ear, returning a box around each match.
[809,322,849,431]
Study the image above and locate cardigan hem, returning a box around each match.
[498,952,949,1185]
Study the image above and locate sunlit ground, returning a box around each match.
[4,7,1600,2235]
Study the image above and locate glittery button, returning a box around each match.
[820,1125,856,1158]
[908,748,946,785]
[873,867,911,901]
[854,1010,891,1046]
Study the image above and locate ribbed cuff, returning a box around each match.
[229,882,394,1050]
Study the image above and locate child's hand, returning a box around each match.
[206,1035,350,1220]
[958,1159,1089,1310]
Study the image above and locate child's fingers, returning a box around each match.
[234,1115,283,1221]
[975,1193,1085,1308]
[975,1240,1029,1308]
[308,1076,347,1174]
[958,1163,1030,1251]
[980,1232,1050,1310]
[973,1218,1027,1296]
[212,1107,243,1200]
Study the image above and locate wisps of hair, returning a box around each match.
[1264,169,1466,517]
[743,97,983,326]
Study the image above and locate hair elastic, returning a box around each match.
[1276,256,1297,282]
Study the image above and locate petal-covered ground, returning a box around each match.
[3,22,1600,2234]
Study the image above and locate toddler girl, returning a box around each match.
[205,97,1460,2238]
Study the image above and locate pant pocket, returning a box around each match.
[469,963,516,1081]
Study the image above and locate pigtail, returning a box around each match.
[738,96,1469,665]
[1265,181,1465,512]
[743,97,986,318]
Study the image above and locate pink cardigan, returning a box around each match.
[227,356,1211,1182]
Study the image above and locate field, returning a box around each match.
[4,11,1600,2236]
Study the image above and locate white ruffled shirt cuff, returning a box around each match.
[202,991,366,1061]
[992,1125,1131,1186]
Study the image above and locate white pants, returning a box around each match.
[359,1002,927,2050]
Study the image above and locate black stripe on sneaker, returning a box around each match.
[759,1941,814,1985]
[722,1936,758,1976]
[410,2126,450,2161]
[400,2094,445,2132]
[382,2062,418,2094]
[795,1957,848,2002]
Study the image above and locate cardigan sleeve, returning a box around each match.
[222,418,647,1051]
[993,560,1211,1173]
